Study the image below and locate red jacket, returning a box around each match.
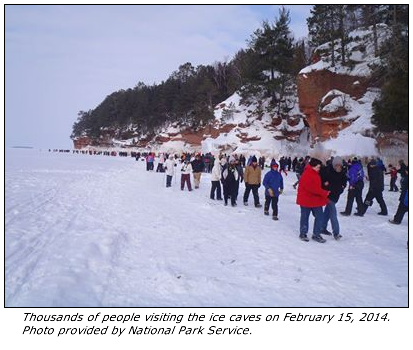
[296,165,330,207]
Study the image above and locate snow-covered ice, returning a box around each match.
[5,149,408,307]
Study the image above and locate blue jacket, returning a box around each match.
[347,162,364,186]
[263,169,284,197]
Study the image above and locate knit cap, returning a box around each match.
[332,156,343,167]
[270,160,279,168]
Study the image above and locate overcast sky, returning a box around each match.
[5,5,311,149]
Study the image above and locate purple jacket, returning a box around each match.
[347,162,364,186]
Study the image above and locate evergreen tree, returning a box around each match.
[372,6,408,131]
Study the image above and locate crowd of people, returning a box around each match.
[55,148,408,244]
[145,151,408,244]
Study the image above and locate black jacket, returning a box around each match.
[191,159,205,173]
[367,164,384,191]
[321,165,347,203]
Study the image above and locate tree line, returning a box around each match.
[71,5,408,142]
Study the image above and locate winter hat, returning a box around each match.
[309,158,322,167]
[332,156,343,167]
[229,155,236,163]
[270,160,279,168]
[251,156,258,163]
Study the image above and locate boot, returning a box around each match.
[321,229,332,236]
[299,235,309,242]
[312,235,326,243]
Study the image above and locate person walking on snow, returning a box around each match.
[164,154,176,188]
[341,158,364,216]
[181,159,193,191]
[262,160,284,220]
[191,154,205,189]
[320,156,347,240]
[293,157,305,189]
[296,158,330,243]
[357,158,388,216]
[156,153,165,172]
[221,156,240,206]
[210,157,223,200]
[389,167,408,225]
[386,164,399,192]
[243,156,262,207]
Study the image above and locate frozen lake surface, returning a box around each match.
[5,148,408,306]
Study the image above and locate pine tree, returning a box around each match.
[372,7,408,131]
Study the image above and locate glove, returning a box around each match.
[268,188,275,197]
[279,189,283,195]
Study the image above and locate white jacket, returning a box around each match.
[211,159,222,181]
[181,162,193,175]
[164,158,176,176]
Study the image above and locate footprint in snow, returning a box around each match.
[220,259,236,266]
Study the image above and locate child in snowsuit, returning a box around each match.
[386,165,399,192]
[262,160,284,220]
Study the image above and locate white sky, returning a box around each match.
[5,5,311,148]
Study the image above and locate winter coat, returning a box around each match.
[347,162,364,187]
[376,159,386,172]
[191,159,205,173]
[399,173,409,203]
[221,164,240,188]
[263,169,284,197]
[159,154,165,164]
[386,168,398,179]
[211,159,222,182]
[295,162,305,175]
[321,165,347,203]
[296,165,329,208]
[398,163,408,178]
[181,162,193,175]
[244,165,261,185]
[164,158,176,176]
[367,164,384,191]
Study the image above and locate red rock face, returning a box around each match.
[73,136,92,149]
[297,70,368,141]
